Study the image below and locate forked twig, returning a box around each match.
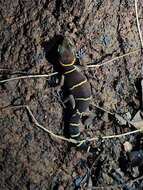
[22,105,78,144]
[1,105,77,144]
[2,105,143,144]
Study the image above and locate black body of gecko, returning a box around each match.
[57,37,92,148]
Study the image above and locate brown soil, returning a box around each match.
[0,0,143,189]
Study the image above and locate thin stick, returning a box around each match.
[87,48,141,68]
[91,102,114,115]
[19,105,78,144]
[0,48,141,84]
[2,105,143,144]
[0,72,58,83]
[89,128,143,142]
[135,0,143,48]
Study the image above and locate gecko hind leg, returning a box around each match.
[83,112,96,129]
[64,94,76,109]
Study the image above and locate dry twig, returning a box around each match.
[2,105,143,144]
[0,49,141,83]
[135,0,143,48]
[0,72,58,83]
[87,48,141,68]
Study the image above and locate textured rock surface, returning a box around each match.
[0,0,143,189]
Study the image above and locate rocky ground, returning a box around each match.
[0,0,143,189]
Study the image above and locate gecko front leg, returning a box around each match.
[54,75,76,109]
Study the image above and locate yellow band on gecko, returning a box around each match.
[64,67,76,74]
[69,123,80,127]
[71,132,80,138]
[60,57,76,67]
[70,79,87,91]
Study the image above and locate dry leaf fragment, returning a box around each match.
[115,114,127,125]
[130,111,143,132]
[123,141,133,152]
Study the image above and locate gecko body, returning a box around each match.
[58,38,92,148]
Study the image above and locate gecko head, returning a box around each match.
[58,38,76,67]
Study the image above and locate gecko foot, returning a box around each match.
[76,140,90,152]
[84,113,96,129]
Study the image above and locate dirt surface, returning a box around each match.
[0,0,143,189]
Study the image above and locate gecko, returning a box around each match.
[57,37,93,149]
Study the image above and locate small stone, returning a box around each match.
[123,141,132,152]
